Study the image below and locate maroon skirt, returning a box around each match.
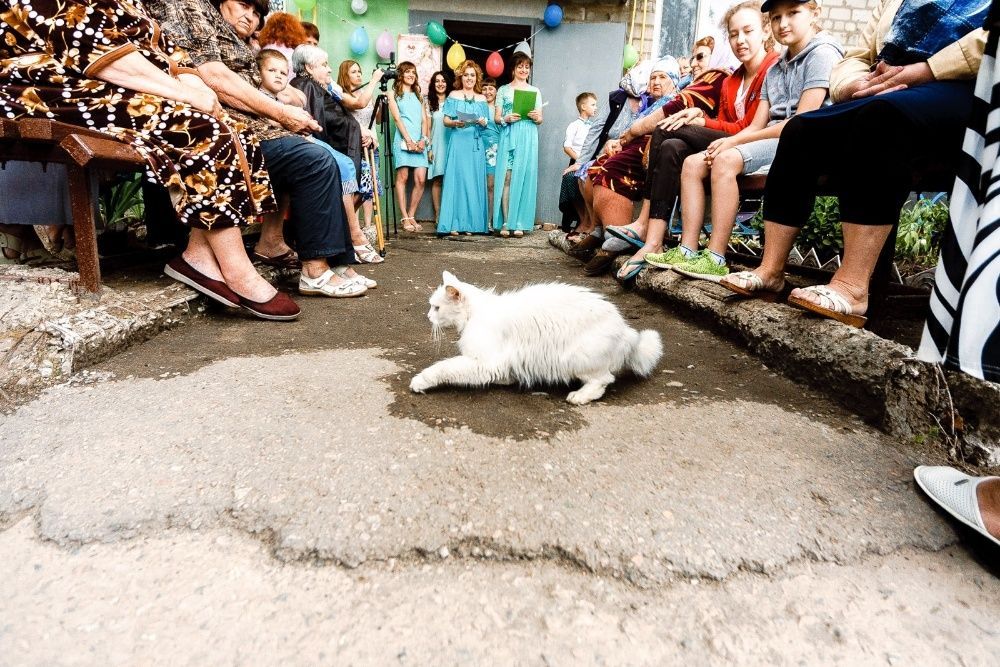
[587,139,648,201]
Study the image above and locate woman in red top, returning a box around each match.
[608,0,780,279]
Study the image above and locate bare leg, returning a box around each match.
[501,171,512,229]
[343,194,367,246]
[791,222,893,313]
[737,220,799,291]
[431,177,443,223]
[576,178,596,234]
[486,174,495,230]
[362,198,374,228]
[978,478,1000,539]
[679,153,710,252]
[409,167,427,227]
[625,216,667,264]
[567,370,615,405]
[704,149,745,257]
[255,195,294,258]
[394,167,411,221]
[187,227,276,302]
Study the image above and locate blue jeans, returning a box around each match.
[261,135,352,264]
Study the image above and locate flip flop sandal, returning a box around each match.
[512,230,524,238]
[605,225,645,251]
[252,249,301,269]
[499,228,511,237]
[787,285,867,328]
[720,271,786,303]
[914,466,1000,548]
[616,258,646,281]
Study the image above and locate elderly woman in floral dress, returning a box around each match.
[0,0,300,319]
[0,0,298,319]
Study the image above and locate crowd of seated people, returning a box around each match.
[560,0,985,332]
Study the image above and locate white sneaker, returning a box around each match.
[914,466,1000,547]
[335,266,377,289]
[298,269,367,298]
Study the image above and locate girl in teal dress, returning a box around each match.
[437,61,490,236]
[426,71,450,225]
[493,53,543,237]
[481,77,501,231]
[387,61,430,232]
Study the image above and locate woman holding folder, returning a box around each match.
[493,52,543,237]
[437,61,490,235]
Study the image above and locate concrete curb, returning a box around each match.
[1,266,203,407]
[548,232,999,468]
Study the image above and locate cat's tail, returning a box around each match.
[628,329,663,377]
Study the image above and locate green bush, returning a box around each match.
[895,197,950,265]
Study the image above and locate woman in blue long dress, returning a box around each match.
[426,71,450,225]
[481,77,501,231]
[493,52,543,237]
[387,62,430,232]
[437,61,490,236]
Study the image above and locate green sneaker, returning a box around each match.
[671,250,729,282]
[644,246,692,269]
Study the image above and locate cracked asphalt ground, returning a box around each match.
[1,232,998,665]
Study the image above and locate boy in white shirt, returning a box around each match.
[563,92,597,164]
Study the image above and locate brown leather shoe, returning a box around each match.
[583,249,620,276]
[238,291,301,321]
[164,256,239,307]
[567,233,603,260]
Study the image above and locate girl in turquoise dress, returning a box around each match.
[481,77,501,231]
[437,61,490,236]
[493,53,543,237]
[426,71,450,225]
[387,61,430,232]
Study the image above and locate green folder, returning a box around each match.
[512,89,537,118]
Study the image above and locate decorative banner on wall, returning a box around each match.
[396,34,443,94]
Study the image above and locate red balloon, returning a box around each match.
[485,51,504,78]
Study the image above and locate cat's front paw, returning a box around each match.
[410,372,432,394]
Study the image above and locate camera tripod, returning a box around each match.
[368,89,399,244]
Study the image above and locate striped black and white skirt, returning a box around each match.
[918,27,1000,382]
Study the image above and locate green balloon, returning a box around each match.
[426,21,447,46]
[297,0,316,11]
[622,43,639,70]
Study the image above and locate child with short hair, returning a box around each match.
[256,49,303,109]
[564,92,597,163]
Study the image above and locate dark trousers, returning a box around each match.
[644,124,727,219]
[762,81,974,228]
[261,135,353,264]
[558,172,582,231]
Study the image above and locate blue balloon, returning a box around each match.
[350,26,369,56]
[543,3,563,28]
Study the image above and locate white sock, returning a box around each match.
[679,245,697,258]
[708,250,726,265]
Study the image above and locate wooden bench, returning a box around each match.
[0,118,146,294]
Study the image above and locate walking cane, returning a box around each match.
[366,143,386,255]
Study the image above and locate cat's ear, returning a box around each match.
[442,270,459,286]
[445,285,462,301]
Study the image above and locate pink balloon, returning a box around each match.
[485,51,504,78]
[376,30,394,60]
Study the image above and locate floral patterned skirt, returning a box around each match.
[587,140,647,202]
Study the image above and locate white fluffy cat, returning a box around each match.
[410,271,663,404]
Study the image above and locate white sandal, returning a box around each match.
[914,466,1000,548]
[787,284,867,328]
[354,243,384,264]
[298,269,367,298]
[334,265,377,289]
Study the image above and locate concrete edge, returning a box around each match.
[548,232,999,468]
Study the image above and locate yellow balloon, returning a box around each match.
[446,43,467,71]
